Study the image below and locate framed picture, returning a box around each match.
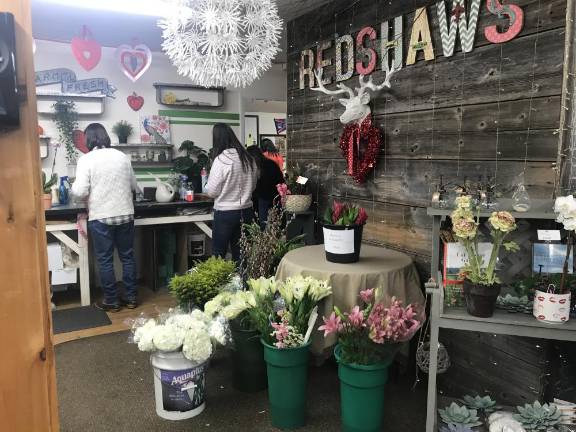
[260,134,287,157]
[533,243,573,274]
[140,115,171,144]
[244,115,259,147]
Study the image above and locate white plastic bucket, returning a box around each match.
[150,350,207,420]
[533,290,571,324]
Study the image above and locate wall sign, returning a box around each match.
[71,25,102,72]
[299,0,525,89]
[35,68,116,97]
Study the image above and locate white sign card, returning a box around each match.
[296,176,309,185]
[445,242,493,269]
[537,230,561,241]
[323,228,354,254]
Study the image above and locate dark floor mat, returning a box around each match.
[52,306,112,334]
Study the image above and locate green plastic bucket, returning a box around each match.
[335,345,393,432]
[230,320,267,393]
[262,339,311,430]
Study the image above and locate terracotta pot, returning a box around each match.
[42,193,52,210]
[463,279,501,318]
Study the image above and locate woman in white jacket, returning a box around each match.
[206,123,258,263]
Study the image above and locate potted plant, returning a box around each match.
[450,195,519,317]
[129,308,228,420]
[239,205,305,280]
[112,120,134,144]
[41,171,58,210]
[278,163,312,213]
[173,140,210,192]
[533,195,576,323]
[168,257,236,310]
[319,289,423,432]
[322,200,368,264]
[52,100,79,166]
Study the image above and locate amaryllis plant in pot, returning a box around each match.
[533,195,576,324]
[322,200,368,264]
[451,195,519,318]
[318,288,423,431]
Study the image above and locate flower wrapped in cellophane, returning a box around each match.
[127,307,230,364]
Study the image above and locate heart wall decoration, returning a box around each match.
[127,92,144,111]
[116,43,152,82]
[71,25,102,72]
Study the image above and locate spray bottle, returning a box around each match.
[59,176,69,205]
[200,167,208,194]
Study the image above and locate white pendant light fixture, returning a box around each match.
[159,0,283,88]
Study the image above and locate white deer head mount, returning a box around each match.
[311,68,396,125]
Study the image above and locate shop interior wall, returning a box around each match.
[286,0,567,405]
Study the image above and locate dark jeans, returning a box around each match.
[88,220,137,306]
[213,208,254,264]
[258,198,273,228]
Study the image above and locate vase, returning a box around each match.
[284,194,312,213]
[322,224,364,264]
[230,320,267,392]
[42,193,52,210]
[335,345,394,432]
[150,350,207,421]
[463,279,501,318]
[262,339,311,429]
[118,135,128,144]
[533,290,571,324]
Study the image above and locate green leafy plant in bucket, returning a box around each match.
[513,401,561,431]
[112,120,134,143]
[173,140,211,178]
[438,403,482,428]
[169,257,235,309]
[42,171,58,194]
[323,200,368,226]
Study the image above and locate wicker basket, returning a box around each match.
[284,194,312,213]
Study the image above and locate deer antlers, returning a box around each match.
[311,69,355,98]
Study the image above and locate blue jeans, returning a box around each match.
[88,220,137,306]
[213,208,254,264]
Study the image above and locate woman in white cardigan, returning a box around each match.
[206,123,258,263]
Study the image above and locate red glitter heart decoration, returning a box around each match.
[127,92,144,111]
[339,115,382,184]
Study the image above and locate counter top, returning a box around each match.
[45,195,213,220]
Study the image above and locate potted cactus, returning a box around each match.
[42,171,58,210]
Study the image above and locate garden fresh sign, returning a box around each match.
[299,0,524,89]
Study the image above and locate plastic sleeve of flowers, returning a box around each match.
[124,312,153,344]
[303,306,318,343]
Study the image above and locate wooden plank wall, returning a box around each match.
[286,0,567,404]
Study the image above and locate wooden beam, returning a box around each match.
[0,0,59,430]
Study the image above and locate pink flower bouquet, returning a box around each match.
[319,289,423,365]
[323,200,368,226]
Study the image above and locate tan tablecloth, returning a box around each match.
[276,244,425,354]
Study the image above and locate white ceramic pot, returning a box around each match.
[533,290,571,324]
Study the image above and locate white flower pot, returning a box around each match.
[532,290,571,324]
[150,350,207,420]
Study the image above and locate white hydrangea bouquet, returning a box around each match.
[205,276,332,349]
[554,195,576,294]
[129,308,229,364]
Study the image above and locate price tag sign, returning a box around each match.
[537,230,561,241]
[296,176,309,185]
[323,228,354,254]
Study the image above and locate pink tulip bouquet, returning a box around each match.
[323,200,368,226]
[319,288,423,365]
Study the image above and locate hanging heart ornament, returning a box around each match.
[116,43,152,82]
[71,25,101,72]
[127,92,144,111]
[339,115,382,184]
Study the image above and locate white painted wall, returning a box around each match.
[35,39,287,185]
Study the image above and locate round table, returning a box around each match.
[276,244,425,354]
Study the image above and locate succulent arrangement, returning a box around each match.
[439,403,483,428]
[439,424,475,432]
[462,394,498,413]
[513,402,562,431]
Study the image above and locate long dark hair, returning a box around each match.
[261,138,278,154]
[212,123,255,173]
[85,123,111,150]
[246,145,266,172]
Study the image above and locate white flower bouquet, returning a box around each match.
[205,276,332,349]
[129,308,229,364]
[554,195,576,293]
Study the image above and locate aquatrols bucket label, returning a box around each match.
[160,366,206,412]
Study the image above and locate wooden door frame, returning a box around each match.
[0,0,59,430]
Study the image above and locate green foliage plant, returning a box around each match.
[42,171,58,194]
[438,403,482,428]
[52,100,79,164]
[112,120,134,141]
[173,140,210,178]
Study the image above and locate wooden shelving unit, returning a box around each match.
[425,199,576,432]
[112,144,174,167]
